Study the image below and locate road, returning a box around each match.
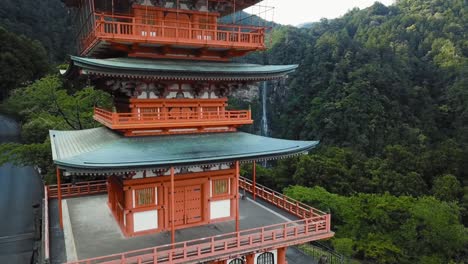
[0,115,43,263]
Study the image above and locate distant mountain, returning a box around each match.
[220,11,279,29]
[0,0,73,62]
[297,22,316,28]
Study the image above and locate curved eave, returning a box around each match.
[54,142,318,170]
[50,128,317,173]
[63,56,298,81]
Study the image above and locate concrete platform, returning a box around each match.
[50,194,316,264]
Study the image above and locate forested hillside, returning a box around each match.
[0,0,466,263]
[0,27,49,100]
[246,0,467,217]
[0,0,73,61]
[242,0,467,262]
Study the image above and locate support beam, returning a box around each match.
[235,161,240,232]
[56,167,63,229]
[253,160,256,201]
[277,247,287,264]
[170,166,175,245]
[246,253,255,264]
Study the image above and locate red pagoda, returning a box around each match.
[44,1,334,263]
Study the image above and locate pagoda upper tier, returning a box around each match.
[65,0,266,60]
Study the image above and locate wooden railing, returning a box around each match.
[80,12,265,54]
[239,177,327,219]
[58,177,332,264]
[47,180,107,199]
[94,107,252,129]
[68,216,330,264]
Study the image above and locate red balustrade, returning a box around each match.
[67,215,330,264]
[94,107,252,132]
[79,13,265,57]
[45,177,332,264]
[239,177,327,219]
[47,180,107,199]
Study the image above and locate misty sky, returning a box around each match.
[245,0,395,26]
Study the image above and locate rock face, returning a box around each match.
[230,84,259,102]
[229,79,292,137]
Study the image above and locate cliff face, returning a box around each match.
[230,84,259,103]
[229,80,292,137]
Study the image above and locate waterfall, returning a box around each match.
[261,81,269,136]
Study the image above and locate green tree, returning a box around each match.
[284,185,468,263]
[0,26,48,100]
[0,75,112,180]
[432,174,462,202]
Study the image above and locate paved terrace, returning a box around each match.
[46,178,332,264]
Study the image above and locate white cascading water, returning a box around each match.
[261,81,269,136]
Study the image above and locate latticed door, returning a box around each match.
[229,258,245,264]
[257,252,275,264]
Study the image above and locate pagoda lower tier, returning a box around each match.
[108,168,239,237]
[50,128,319,237]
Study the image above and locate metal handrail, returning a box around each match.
[43,186,50,262]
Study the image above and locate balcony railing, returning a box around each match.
[52,177,332,264]
[80,13,265,56]
[93,107,253,133]
[47,180,107,199]
[239,177,327,219]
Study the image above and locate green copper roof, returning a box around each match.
[50,128,318,172]
[65,56,298,81]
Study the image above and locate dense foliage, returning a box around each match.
[0,0,466,263]
[0,75,112,181]
[0,27,49,100]
[241,0,468,262]
[284,185,467,263]
[0,0,73,62]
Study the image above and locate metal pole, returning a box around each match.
[253,160,256,200]
[56,167,63,229]
[170,166,175,244]
[235,161,240,232]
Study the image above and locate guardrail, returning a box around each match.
[47,180,107,199]
[239,177,327,220]
[68,215,330,264]
[94,107,252,128]
[87,13,265,49]
[58,177,331,264]
[41,186,50,264]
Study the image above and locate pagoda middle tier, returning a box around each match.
[67,0,266,60]
[65,56,297,136]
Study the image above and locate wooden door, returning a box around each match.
[170,184,203,227]
[173,186,186,226]
[184,185,202,224]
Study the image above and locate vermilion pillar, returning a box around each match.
[170,166,175,244]
[246,253,255,264]
[252,161,256,200]
[235,161,240,232]
[277,247,287,264]
[56,167,63,229]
